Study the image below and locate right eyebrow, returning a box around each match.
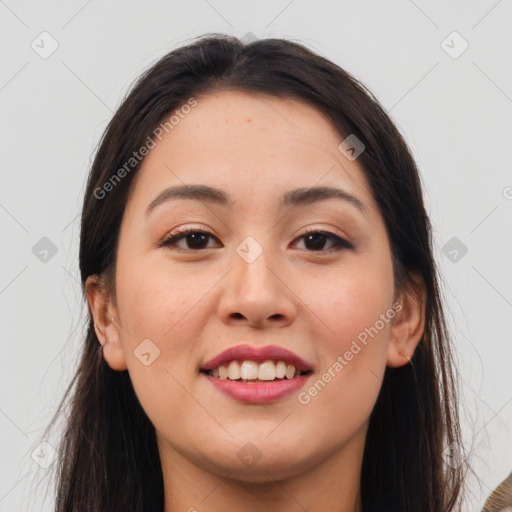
[145,184,230,217]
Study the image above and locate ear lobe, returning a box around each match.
[386,272,426,368]
[85,275,127,372]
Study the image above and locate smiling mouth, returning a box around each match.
[200,359,313,382]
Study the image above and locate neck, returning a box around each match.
[158,426,366,512]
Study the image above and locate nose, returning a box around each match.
[216,243,297,329]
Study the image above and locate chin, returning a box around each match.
[197,440,316,482]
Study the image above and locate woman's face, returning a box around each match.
[92,90,415,482]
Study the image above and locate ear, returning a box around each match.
[85,274,127,371]
[386,271,426,368]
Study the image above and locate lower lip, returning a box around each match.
[202,373,311,404]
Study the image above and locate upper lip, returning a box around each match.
[202,344,314,372]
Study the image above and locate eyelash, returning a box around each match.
[159,227,354,253]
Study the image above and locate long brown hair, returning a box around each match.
[35,33,468,511]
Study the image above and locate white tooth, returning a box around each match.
[240,360,259,380]
[227,360,241,380]
[285,364,296,379]
[275,361,287,379]
[258,360,276,380]
[218,365,228,379]
[212,367,220,378]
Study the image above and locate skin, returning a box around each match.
[86,90,426,512]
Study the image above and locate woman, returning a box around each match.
[42,33,468,511]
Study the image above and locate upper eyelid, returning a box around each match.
[162,226,347,240]
[161,227,352,249]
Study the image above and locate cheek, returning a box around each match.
[113,255,217,417]
[325,281,393,355]
[297,254,394,421]
[311,251,394,353]
[113,259,210,436]
[116,256,208,341]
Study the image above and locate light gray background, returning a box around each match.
[1,1,511,510]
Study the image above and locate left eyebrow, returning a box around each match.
[282,186,365,212]
[145,184,365,217]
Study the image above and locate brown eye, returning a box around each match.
[293,230,354,252]
[161,229,220,250]
[160,228,353,253]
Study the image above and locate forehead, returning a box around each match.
[160,90,348,162]
[128,90,374,212]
